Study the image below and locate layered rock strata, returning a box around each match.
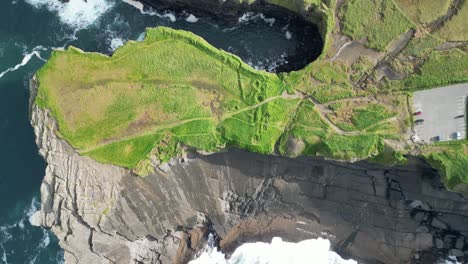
[31,106,468,263]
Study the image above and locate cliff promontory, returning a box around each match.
[30,0,468,263]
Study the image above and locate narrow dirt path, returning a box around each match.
[427,0,464,33]
[82,91,396,153]
[363,116,398,132]
[83,92,303,153]
[322,96,373,106]
[308,97,398,136]
[221,91,303,120]
[80,116,212,153]
[221,95,282,120]
[309,97,360,136]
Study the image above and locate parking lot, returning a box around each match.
[413,83,467,143]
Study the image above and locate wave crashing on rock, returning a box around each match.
[190,237,357,264]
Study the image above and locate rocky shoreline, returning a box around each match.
[30,105,468,263]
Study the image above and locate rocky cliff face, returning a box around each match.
[31,106,468,264]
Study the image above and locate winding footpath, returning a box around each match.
[80,91,398,153]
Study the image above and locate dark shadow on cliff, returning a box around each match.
[189,150,468,263]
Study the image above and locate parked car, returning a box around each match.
[415,119,424,125]
[414,111,422,116]
[456,132,461,140]
[432,136,440,142]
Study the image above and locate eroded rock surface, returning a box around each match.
[31,106,468,263]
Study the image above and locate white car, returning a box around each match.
[456,132,461,140]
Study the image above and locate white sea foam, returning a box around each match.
[0,197,56,264]
[190,237,357,264]
[27,197,40,216]
[0,224,13,263]
[163,12,177,22]
[24,230,51,264]
[121,0,144,11]
[123,0,172,21]
[440,256,462,264]
[0,47,46,79]
[238,12,275,26]
[25,0,114,29]
[122,0,177,22]
[110,37,125,51]
[121,0,156,15]
[39,230,51,248]
[248,52,288,72]
[28,197,43,227]
[1,244,7,264]
[238,12,253,23]
[262,15,276,26]
[137,32,146,42]
[185,14,199,23]
[18,219,25,229]
[222,26,239,32]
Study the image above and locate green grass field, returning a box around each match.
[291,60,357,103]
[279,100,388,160]
[403,49,468,90]
[340,0,413,51]
[403,33,444,57]
[329,103,397,132]
[435,0,468,41]
[395,0,451,24]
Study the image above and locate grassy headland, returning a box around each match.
[35,0,467,191]
[36,27,400,174]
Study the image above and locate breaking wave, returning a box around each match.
[440,256,462,264]
[185,14,199,23]
[238,12,276,26]
[0,46,46,79]
[103,14,131,52]
[25,0,115,29]
[190,236,357,264]
[243,50,288,72]
[121,0,177,21]
[0,196,62,263]
[110,37,125,51]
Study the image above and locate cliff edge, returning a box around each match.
[31,105,468,263]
